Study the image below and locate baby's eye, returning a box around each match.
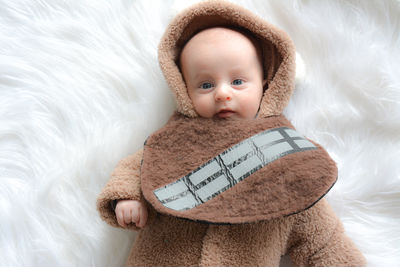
[200,82,213,89]
[232,79,243,86]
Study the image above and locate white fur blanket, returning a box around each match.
[1,0,399,266]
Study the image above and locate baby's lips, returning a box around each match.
[216,109,235,118]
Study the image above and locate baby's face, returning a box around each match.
[180,27,266,119]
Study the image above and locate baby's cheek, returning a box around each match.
[192,96,214,118]
[241,97,261,119]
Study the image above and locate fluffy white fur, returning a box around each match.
[1,0,399,266]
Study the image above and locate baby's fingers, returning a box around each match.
[116,209,127,228]
[123,208,136,226]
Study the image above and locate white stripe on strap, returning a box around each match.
[153,127,316,211]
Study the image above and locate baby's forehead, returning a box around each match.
[180,27,263,65]
[185,27,254,48]
[193,27,244,39]
[178,27,263,77]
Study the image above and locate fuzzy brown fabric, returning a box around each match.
[158,0,296,118]
[98,168,366,266]
[141,112,337,224]
[124,199,365,266]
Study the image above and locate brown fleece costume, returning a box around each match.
[97,1,366,266]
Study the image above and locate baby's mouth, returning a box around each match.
[216,109,235,118]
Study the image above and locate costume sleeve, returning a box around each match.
[96,149,149,231]
[287,198,366,267]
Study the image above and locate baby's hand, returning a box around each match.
[115,200,148,228]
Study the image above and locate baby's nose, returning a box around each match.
[215,85,232,102]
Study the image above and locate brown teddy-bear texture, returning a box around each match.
[97,150,366,266]
[96,0,366,266]
[123,199,365,267]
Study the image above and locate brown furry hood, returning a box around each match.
[158,0,296,118]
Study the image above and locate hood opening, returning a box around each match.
[158,1,295,118]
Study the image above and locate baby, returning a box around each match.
[97,1,365,266]
[115,27,266,228]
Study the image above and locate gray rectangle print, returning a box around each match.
[153,127,317,211]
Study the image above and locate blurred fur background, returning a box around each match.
[1,0,399,266]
